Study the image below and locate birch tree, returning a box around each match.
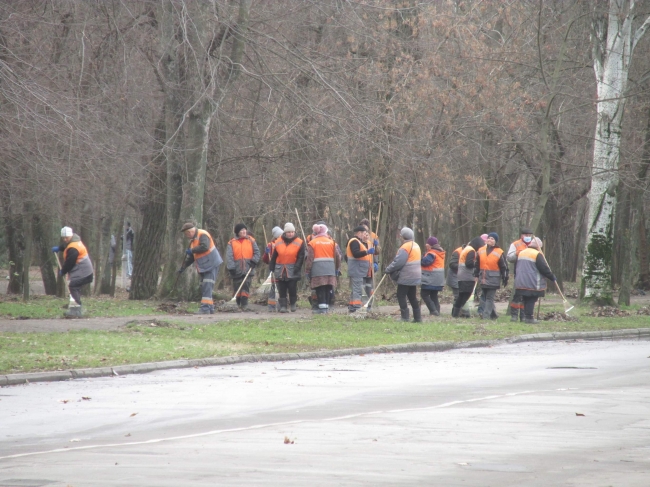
[581,0,650,302]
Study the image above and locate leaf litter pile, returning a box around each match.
[585,306,630,318]
[542,311,579,322]
[156,302,191,315]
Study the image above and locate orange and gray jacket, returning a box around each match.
[514,248,555,291]
[60,234,94,281]
[269,235,305,280]
[385,240,422,286]
[457,237,486,283]
[307,235,337,277]
[346,237,372,278]
[473,246,508,289]
[446,245,464,288]
[226,236,260,278]
[184,229,223,273]
[421,247,445,287]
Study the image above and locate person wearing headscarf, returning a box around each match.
[421,236,445,316]
[305,224,341,313]
[474,232,508,320]
[385,227,422,322]
[514,237,556,323]
[269,223,305,313]
[262,226,284,311]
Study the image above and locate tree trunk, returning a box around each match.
[131,118,167,300]
[581,1,650,303]
[22,202,33,301]
[100,216,114,294]
[3,211,23,295]
[634,105,650,289]
[33,213,57,295]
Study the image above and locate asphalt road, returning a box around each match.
[1,339,649,486]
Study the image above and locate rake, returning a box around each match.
[535,238,574,315]
[355,273,388,319]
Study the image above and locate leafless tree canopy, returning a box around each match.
[1,0,650,299]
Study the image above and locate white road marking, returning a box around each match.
[0,388,569,460]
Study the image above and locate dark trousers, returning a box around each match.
[277,279,298,304]
[523,295,538,318]
[454,291,472,310]
[69,274,93,305]
[397,285,419,312]
[233,275,252,305]
[315,285,333,311]
[510,293,524,318]
[421,289,440,313]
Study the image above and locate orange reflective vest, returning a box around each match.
[64,240,88,264]
[309,235,336,277]
[63,238,94,281]
[457,245,476,282]
[422,249,445,287]
[274,237,304,279]
[477,246,504,288]
[512,240,528,256]
[190,229,215,259]
[346,237,372,278]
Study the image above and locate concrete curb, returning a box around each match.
[3,327,649,386]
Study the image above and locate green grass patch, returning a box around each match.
[0,295,165,319]
[1,304,649,374]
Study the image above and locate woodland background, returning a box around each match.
[1,0,650,303]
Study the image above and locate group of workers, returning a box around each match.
[52,221,556,322]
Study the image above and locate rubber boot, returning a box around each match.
[510,305,519,322]
[451,306,460,318]
[399,308,409,322]
[290,300,297,312]
[520,309,525,322]
[412,306,422,323]
[524,316,538,324]
[240,296,250,312]
[279,298,288,313]
[422,294,436,315]
[65,305,82,319]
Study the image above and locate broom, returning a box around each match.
[256,226,275,295]
[219,267,253,311]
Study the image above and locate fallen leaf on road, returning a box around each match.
[81,397,91,401]
[575,413,585,416]
[59,399,69,404]
[130,412,138,417]
[245,380,254,383]
[283,436,294,444]
[125,433,131,437]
